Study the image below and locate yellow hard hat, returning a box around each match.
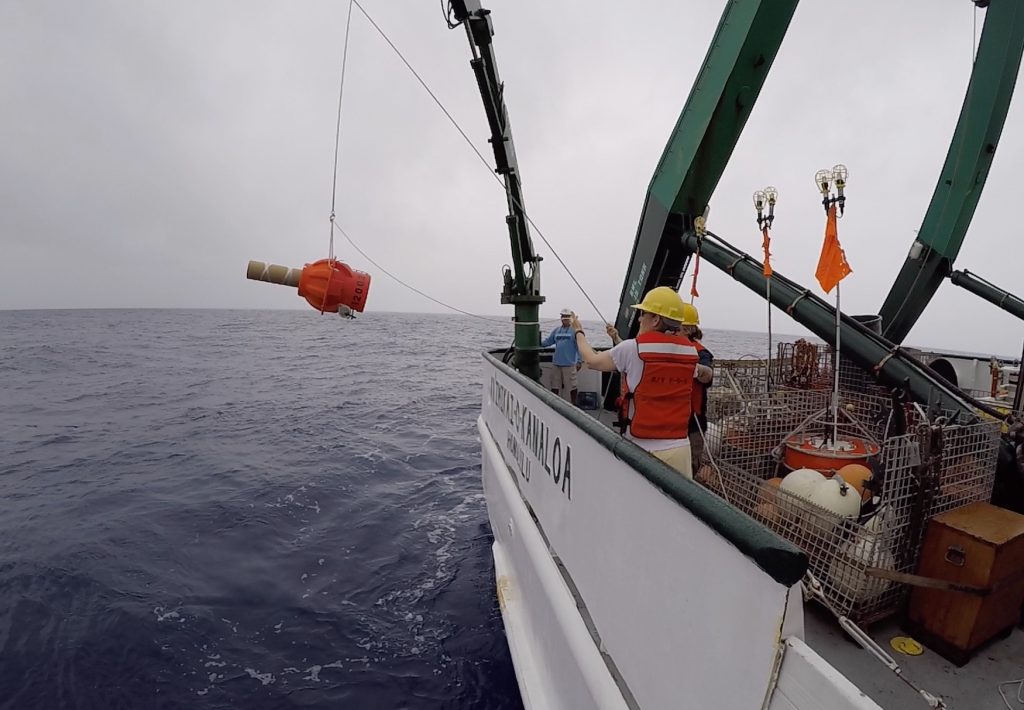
[681,302,699,326]
[630,286,685,320]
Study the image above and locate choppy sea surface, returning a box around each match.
[0,309,783,710]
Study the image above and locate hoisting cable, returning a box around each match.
[325,1,553,327]
[328,0,356,263]
[350,0,609,327]
[336,223,550,325]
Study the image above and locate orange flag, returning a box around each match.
[815,204,851,293]
[761,226,772,278]
[689,252,701,299]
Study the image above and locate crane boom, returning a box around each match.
[451,0,544,381]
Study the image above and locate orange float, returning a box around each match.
[837,463,874,502]
[782,432,880,473]
[758,477,784,506]
[246,258,372,315]
[298,258,371,314]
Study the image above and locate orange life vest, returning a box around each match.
[619,332,700,440]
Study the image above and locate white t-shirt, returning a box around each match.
[609,339,689,453]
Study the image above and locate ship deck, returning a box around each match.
[804,602,1024,710]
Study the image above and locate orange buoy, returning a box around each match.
[297,258,371,314]
[758,477,784,506]
[837,463,874,502]
[782,432,880,473]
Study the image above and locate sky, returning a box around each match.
[2,0,1022,355]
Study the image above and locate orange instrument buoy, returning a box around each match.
[782,432,880,473]
[246,258,372,314]
[297,258,371,313]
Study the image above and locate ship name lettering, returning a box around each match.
[490,376,571,501]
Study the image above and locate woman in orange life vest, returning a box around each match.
[571,287,713,479]
[606,300,714,476]
[608,302,714,475]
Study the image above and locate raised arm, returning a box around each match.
[606,324,622,345]
[570,316,617,372]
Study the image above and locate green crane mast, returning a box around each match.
[451,0,544,382]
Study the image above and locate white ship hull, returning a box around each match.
[479,354,881,710]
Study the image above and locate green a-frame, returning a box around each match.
[615,0,1023,413]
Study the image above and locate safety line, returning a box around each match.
[337,223,553,326]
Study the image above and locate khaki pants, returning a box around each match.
[652,445,693,480]
[550,365,578,400]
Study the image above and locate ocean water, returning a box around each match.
[0,309,777,710]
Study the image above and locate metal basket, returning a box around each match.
[773,340,889,398]
[695,387,1001,624]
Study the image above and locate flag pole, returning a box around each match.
[767,274,773,389]
[833,280,841,449]
[815,165,849,450]
[754,188,777,393]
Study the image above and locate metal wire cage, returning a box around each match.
[773,340,889,398]
[695,381,1001,624]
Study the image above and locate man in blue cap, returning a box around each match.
[542,308,582,405]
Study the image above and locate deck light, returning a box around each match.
[764,186,778,223]
[832,164,848,215]
[815,169,832,196]
[815,169,834,213]
[753,190,766,225]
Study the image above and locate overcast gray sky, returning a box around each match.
[2,1,1021,355]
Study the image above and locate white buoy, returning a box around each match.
[779,468,825,500]
[829,537,895,603]
[806,475,861,520]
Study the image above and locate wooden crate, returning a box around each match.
[907,502,1024,665]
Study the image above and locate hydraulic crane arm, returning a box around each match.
[685,231,981,418]
[615,0,798,337]
[879,0,1024,342]
[949,268,1024,322]
[451,0,544,380]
